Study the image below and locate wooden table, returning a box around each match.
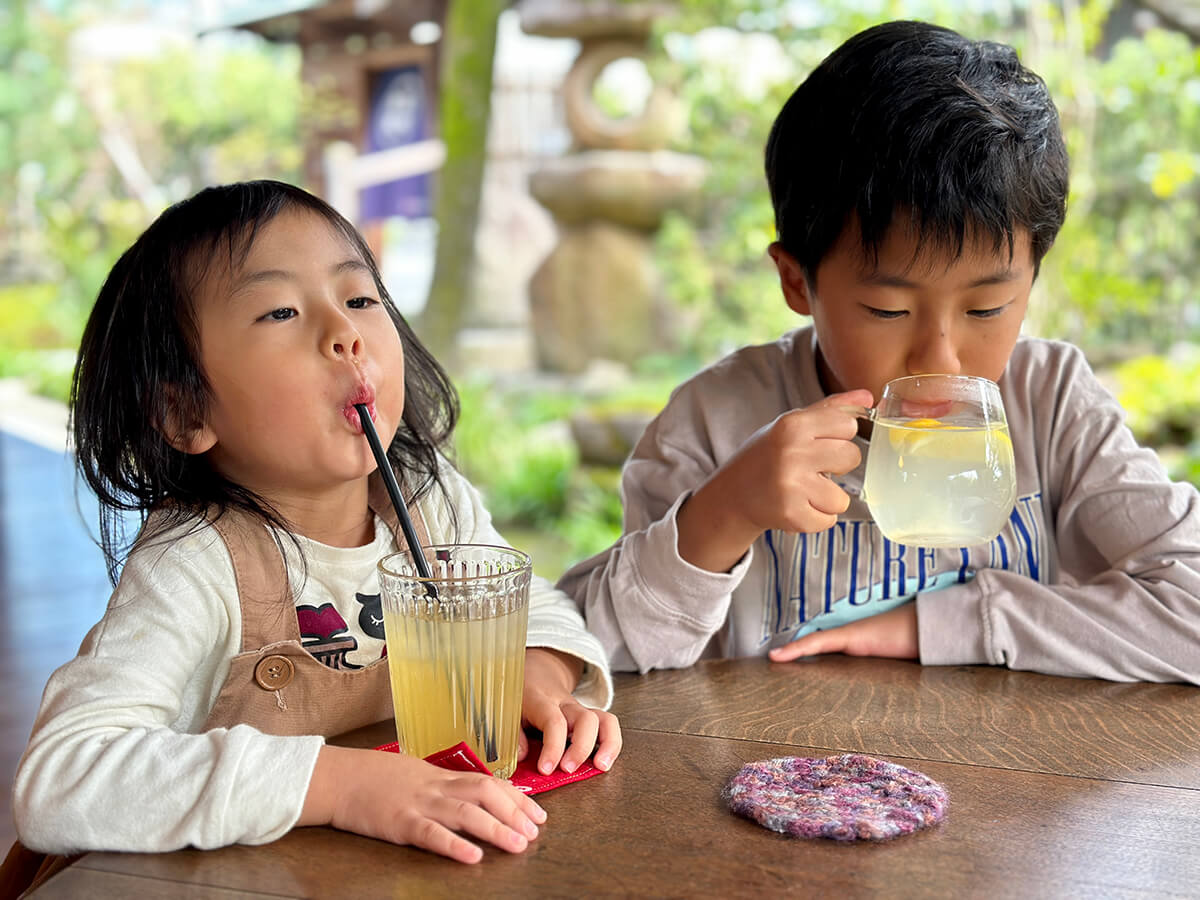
[28,657,1200,898]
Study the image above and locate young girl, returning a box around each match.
[11,180,621,867]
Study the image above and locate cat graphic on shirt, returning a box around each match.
[355,592,387,658]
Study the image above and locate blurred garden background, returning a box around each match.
[2,0,1199,581]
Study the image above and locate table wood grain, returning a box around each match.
[611,656,1200,787]
[27,659,1200,899]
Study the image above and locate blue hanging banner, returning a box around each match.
[360,65,431,221]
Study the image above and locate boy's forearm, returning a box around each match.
[676,476,760,573]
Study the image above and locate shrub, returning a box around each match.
[1111,349,1200,486]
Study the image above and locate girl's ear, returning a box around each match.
[768,242,814,316]
[157,389,217,455]
[166,422,217,455]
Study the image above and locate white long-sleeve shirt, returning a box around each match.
[560,327,1200,683]
[14,462,612,854]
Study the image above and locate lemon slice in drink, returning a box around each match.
[889,417,1013,462]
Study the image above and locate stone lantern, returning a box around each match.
[519,1,707,373]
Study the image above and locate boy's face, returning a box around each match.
[180,208,407,499]
[769,218,1035,403]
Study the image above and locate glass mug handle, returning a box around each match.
[838,404,876,422]
[817,405,877,483]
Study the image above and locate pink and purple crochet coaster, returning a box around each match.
[724,754,948,841]
[375,739,603,795]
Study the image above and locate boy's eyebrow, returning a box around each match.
[231,259,372,296]
[861,267,1024,288]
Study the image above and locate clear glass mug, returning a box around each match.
[849,374,1017,548]
[378,544,532,778]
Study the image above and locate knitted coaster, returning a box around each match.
[724,754,948,841]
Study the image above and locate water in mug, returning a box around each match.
[863,417,1016,547]
[385,605,527,778]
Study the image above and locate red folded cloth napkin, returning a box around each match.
[374,738,603,795]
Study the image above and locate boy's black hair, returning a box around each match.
[765,20,1069,280]
[71,180,459,583]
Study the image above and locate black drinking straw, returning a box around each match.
[355,404,438,597]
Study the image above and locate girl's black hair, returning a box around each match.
[765,20,1069,282]
[71,180,459,584]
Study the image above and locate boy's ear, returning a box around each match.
[768,242,813,316]
[157,388,217,455]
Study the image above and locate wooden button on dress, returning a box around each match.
[254,655,295,690]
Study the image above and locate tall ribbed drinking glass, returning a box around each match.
[379,544,531,778]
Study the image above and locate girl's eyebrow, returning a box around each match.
[231,259,371,297]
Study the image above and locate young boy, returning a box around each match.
[558,20,1200,683]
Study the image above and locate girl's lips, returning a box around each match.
[343,387,377,433]
[343,405,369,434]
[349,383,375,406]
[344,402,375,432]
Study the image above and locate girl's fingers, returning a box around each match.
[441,797,530,855]
[516,728,529,761]
[593,713,623,771]
[480,785,544,840]
[411,817,485,864]
[536,712,569,774]
[558,707,600,774]
[517,791,548,825]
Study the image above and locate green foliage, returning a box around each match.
[1169,443,1200,487]
[558,465,624,569]
[109,42,303,186]
[581,373,683,418]
[453,377,576,528]
[0,3,301,385]
[1036,26,1200,348]
[1,5,112,315]
[1110,349,1200,487]
[0,282,75,351]
[1112,351,1200,447]
[0,282,77,399]
[453,377,630,571]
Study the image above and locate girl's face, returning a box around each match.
[186,208,406,500]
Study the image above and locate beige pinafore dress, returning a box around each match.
[200,471,430,736]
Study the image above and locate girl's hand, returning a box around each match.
[520,648,622,775]
[768,603,919,662]
[300,745,545,864]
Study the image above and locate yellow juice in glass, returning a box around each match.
[863,417,1017,548]
[379,545,532,780]
[385,605,528,778]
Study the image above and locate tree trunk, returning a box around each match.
[419,0,507,369]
